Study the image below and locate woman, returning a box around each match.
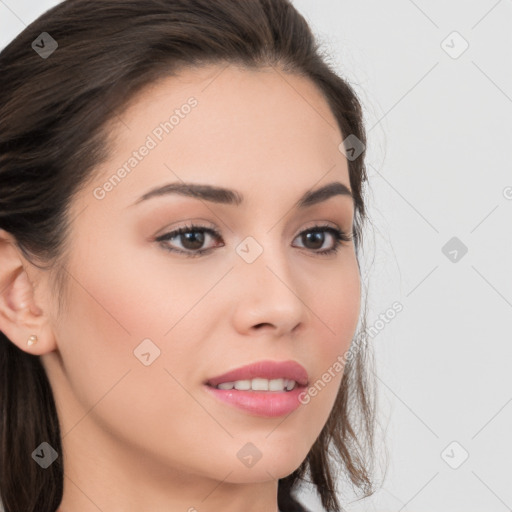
[0,1,377,511]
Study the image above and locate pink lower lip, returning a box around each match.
[203,384,304,417]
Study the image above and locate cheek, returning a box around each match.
[298,256,361,412]
[307,254,361,353]
[54,253,229,471]
[55,237,226,409]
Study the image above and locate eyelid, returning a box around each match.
[153,218,218,238]
[295,219,341,235]
[154,219,347,242]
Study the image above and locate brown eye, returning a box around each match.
[155,224,223,257]
[293,226,352,255]
[301,230,326,250]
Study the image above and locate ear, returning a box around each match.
[0,229,57,355]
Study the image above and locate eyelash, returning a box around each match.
[155,223,353,258]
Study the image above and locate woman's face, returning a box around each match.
[41,63,360,489]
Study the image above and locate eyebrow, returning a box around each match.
[130,180,353,209]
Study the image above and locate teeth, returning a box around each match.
[217,382,235,390]
[268,378,284,391]
[285,379,296,391]
[252,378,268,391]
[215,378,297,391]
[234,379,251,390]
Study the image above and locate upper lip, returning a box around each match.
[205,360,309,388]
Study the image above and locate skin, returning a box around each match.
[0,63,360,512]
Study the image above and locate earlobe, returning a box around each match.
[0,231,55,354]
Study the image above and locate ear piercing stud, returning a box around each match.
[27,334,38,346]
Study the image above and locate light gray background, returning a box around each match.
[1,1,511,511]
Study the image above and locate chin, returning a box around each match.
[218,448,309,484]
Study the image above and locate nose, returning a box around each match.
[230,244,309,338]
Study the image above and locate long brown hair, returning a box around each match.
[0,1,378,510]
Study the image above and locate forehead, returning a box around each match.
[76,63,350,214]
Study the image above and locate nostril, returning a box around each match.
[254,323,273,329]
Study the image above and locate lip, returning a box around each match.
[204,359,309,388]
[203,384,306,417]
[203,360,309,418]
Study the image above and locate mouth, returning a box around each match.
[204,359,309,388]
[203,360,309,417]
[205,377,300,392]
